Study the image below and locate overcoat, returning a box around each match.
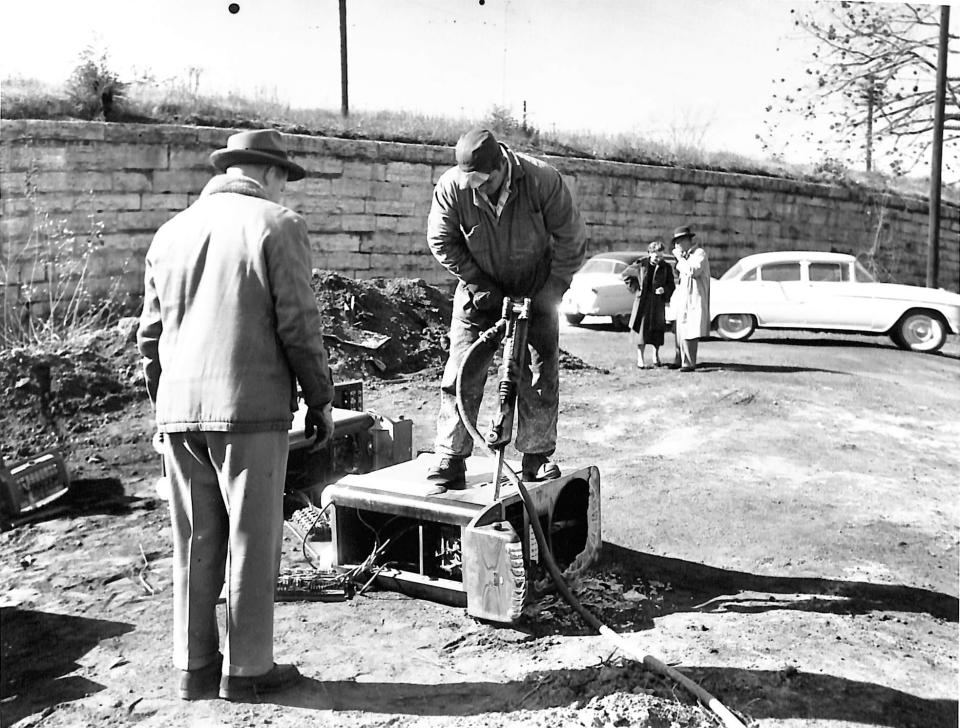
[622,257,676,345]
[672,244,711,340]
[137,174,334,433]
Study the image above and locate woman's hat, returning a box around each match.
[672,225,695,242]
[210,129,306,181]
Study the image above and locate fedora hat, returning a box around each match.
[671,225,695,242]
[210,129,306,181]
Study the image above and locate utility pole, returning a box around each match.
[926,4,949,289]
[865,76,874,173]
[501,0,508,107]
[339,0,349,117]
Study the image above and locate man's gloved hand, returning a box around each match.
[465,281,503,311]
[305,402,335,449]
[540,275,569,304]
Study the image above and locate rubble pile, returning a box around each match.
[0,331,144,459]
[311,270,452,379]
[0,273,456,460]
[2,272,603,461]
[521,571,665,636]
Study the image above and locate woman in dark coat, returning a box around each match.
[621,240,676,368]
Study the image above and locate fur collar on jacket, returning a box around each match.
[200,174,269,199]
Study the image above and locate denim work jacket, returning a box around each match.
[427,145,586,297]
[137,175,334,433]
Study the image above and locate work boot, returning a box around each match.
[521,453,561,482]
[425,455,466,491]
[178,653,223,700]
[219,663,301,702]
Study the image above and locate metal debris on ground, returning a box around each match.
[521,571,666,635]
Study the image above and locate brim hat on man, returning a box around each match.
[672,225,695,242]
[210,129,306,181]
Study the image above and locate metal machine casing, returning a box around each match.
[322,454,601,622]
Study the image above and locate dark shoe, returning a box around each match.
[178,653,223,700]
[521,453,561,481]
[219,663,301,701]
[425,455,466,490]
[680,366,696,372]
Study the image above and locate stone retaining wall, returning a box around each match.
[1,120,957,313]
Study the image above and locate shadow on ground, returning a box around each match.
[693,361,847,374]
[737,335,960,360]
[601,545,958,622]
[231,662,957,728]
[3,478,157,530]
[0,608,134,727]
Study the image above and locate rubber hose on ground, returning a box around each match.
[453,324,747,728]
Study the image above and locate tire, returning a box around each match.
[715,313,756,341]
[611,314,630,330]
[564,313,585,326]
[891,311,947,353]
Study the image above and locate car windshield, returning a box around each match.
[721,262,744,281]
[854,261,877,283]
[579,258,631,275]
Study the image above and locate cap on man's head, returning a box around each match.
[210,129,306,181]
[455,128,502,174]
[672,225,696,242]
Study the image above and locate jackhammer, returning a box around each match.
[453,296,746,728]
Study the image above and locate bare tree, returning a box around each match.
[761,1,959,176]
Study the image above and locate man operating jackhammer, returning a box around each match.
[425,128,587,491]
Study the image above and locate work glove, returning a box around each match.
[539,275,569,304]
[305,402,335,450]
[465,280,503,312]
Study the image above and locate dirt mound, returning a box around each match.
[1,273,595,462]
[0,273,455,461]
[0,329,144,460]
[311,270,452,379]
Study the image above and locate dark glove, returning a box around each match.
[465,280,503,311]
[540,275,569,304]
[305,403,335,449]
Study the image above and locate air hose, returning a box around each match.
[453,318,746,728]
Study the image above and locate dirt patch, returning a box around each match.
[0,330,144,460]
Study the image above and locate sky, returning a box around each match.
[0,0,955,175]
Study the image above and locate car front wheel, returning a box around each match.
[892,311,947,353]
[715,313,756,341]
[564,313,585,326]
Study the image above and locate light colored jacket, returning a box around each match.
[137,174,333,433]
[427,145,586,295]
[673,244,711,339]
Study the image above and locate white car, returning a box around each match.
[560,251,676,328]
[711,251,960,353]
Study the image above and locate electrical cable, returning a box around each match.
[454,314,747,728]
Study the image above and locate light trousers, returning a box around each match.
[679,338,700,369]
[164,430,288,676]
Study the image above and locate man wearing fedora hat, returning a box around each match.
[670,224,711,371]
[425,128,586,489]
[138,129,335,700]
